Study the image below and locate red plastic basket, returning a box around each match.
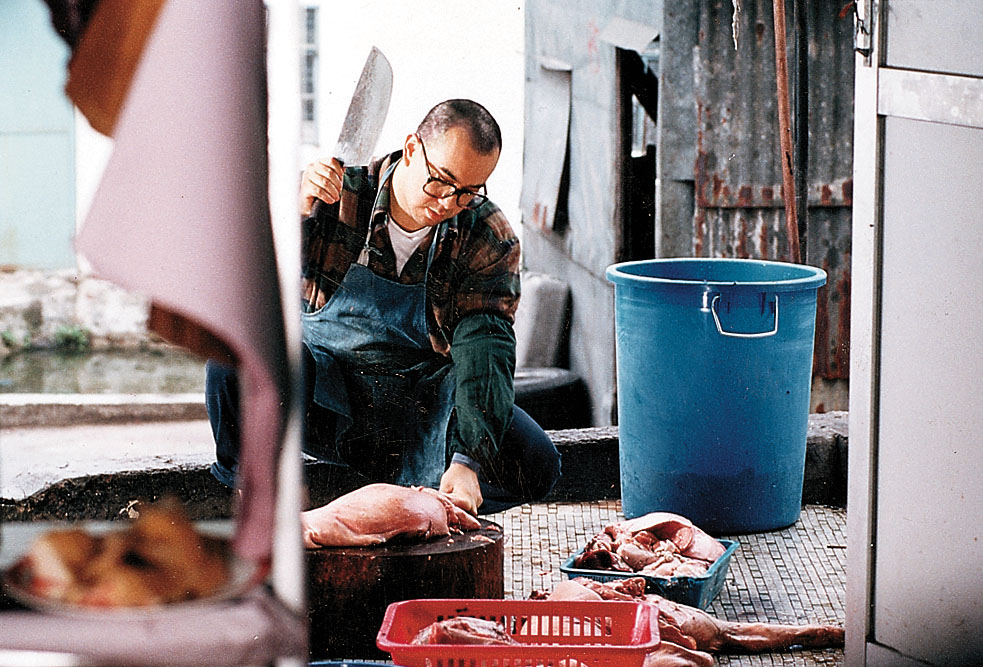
[376,598,660,667]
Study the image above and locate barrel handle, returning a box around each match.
[710,294,779,338]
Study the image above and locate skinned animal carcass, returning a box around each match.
[540,577,844,666]
[300,483,481,548]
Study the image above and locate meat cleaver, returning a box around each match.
[332,46,393,167]
[310,45,391,215]
[308,47,392,305]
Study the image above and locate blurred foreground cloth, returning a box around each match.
[0,588,306,665]
[61,0,167,135]
[41,0,101,48]
[74,0,289,563]
[48,0,235,368]
[0,3,303,664]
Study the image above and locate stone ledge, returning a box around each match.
[0,393,207,428]
[544,413,848,507]
[803,411,849,507]
[0,466,233,523]
[1,413,848,522]
[0,270,151,353]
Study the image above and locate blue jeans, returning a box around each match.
[205,353,562,514]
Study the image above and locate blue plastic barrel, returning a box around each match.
[605,258,827,533]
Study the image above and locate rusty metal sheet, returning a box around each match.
[697,176,853,209]
[692,0,854,380]
[695,206,850,380]
[693,0,855,211]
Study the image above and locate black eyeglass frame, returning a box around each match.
[415,134,488,210]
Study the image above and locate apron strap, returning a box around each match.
[358,161,447,284]
[358,162,399,266]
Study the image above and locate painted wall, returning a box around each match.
[0,0,77,270]
[522,0,662,426]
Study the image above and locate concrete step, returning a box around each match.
[1,403,847,522]
[546,411,848,507]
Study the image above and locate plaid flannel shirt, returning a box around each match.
[301,151,521,469]
[302,152,520,352]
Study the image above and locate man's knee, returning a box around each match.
[505,405,562,501]
[511,421,561,501]
[528,441,562,500]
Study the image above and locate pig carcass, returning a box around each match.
[300,483,481,548]
[541,580,712,667]
[543,577,844,662]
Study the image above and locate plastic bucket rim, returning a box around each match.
[605,257,827,291]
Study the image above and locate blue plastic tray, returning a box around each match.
[559,538,739,609]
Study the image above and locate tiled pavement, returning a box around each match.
[485,501,847,666]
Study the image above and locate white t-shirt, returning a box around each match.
[387,216,434,276]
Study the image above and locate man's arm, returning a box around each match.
[440,312,516,513]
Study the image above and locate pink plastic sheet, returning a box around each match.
[74,0,288,563]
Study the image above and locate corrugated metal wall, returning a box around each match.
[691,0,854,393]
[522,0,855,422]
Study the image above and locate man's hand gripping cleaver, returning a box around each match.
[308,47,393,308]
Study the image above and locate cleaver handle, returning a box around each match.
[306,195,339,310]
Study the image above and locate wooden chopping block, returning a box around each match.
[306,518,504,660]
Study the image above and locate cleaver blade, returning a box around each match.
[332,46,393,166]
[308,47,392,308]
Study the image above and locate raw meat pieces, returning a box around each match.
[7,500,229,608]
[411,616,518,646]
[408,615,588,667]
[300,483,481,548]
[573,512,726,578]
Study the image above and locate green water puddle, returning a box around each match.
[0,348,205,394]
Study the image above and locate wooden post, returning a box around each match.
[772,0,801,264]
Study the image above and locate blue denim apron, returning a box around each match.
[301,166,454,488]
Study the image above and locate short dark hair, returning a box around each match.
[416,99,502,154]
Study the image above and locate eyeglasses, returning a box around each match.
[416,134,488,209]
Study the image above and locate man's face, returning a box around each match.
[392,126,500,231]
